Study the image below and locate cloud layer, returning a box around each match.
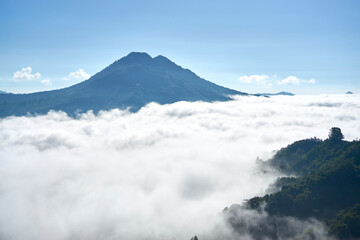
[0,94,359,240]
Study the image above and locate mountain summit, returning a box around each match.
[0,52,246,117]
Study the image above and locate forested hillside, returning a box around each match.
[246,128,360,239]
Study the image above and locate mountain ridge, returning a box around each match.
[0,52,246,117]
[254,91,295,97]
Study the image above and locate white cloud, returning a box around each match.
[277,76,317,85]
[277,75,300,85]
[238,75,269,84]
[304,78,317,84]
[0,94,359,239]
[238,75,271,87]
[12,67,41,82]
[40,79,52,86]
[12,67,53,86]
[68,68,90,80]
[239,74,317,87]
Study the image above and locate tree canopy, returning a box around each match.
[328,127,344,144]
[245,128,360,239]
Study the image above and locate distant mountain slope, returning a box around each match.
[0,52,246,117]
[254,91,295,97]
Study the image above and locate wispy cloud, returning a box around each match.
[304,78,316,84]
[238,75,272,87]
[277,76,317,85]
[64,68,90,81]
[12,67,41,82]
[238,74,316,87]
[217,204,335,240]
[277,76,300,85]
[40,79,52,86]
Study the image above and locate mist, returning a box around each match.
[0,94,359,240]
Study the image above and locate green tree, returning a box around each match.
[328,127,344,144]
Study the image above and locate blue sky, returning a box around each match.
[0,0,359,94]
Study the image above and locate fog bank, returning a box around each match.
[0,94,359,239]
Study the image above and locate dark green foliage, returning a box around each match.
[328,127,344,145]
[327,203,360,238]
[246,129,360,238]
[270,137,359,176]
[263,163,360,219]
[269,137,323,175]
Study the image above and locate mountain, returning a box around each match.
[0,52,246,117]
[243,128,360,239]
[254,91,295,97]
[0,90,8,94]
[346,91,354,94]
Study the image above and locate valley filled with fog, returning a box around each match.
[0,94,359,240]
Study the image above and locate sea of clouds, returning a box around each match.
[0,94,359,240]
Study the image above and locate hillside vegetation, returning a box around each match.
[246,128,360,239]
